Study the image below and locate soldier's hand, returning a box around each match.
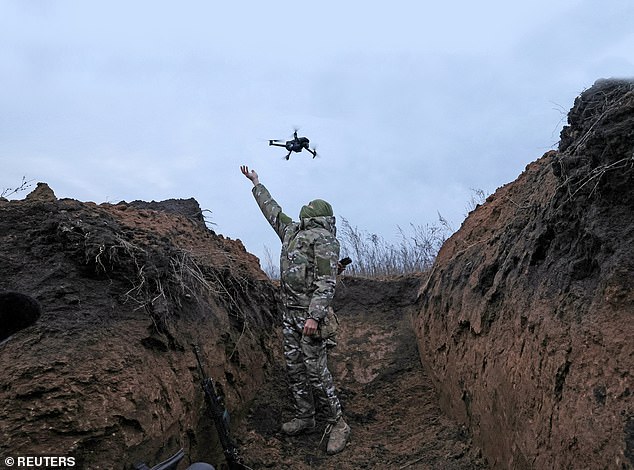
[337,257,352,274]
[303,318,319,336]
[240,165,259,185]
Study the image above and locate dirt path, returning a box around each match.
[235,276,488,469]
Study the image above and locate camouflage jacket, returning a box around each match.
[252,183,340,321]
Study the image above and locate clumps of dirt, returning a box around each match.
[415,78,634,469]
[124,198,208,230]
[0,186,278,468]
[554,78,634,204]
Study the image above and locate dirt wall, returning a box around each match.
[0,188,279,469]
[414,79,634,469]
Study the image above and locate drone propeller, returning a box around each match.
[290,127,302,139]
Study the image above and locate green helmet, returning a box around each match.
[299,199,333,219]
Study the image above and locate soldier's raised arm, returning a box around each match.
[240,165,293,241]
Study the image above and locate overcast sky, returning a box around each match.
[1,1,633,266]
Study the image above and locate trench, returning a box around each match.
[231,276,488,469]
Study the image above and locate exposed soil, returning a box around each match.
[0,186,485,470]
[0,188,279,469]
[414,78,634,469]
[235,276,487,469]
[1,78,632,470]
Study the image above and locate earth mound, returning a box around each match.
[414,78,634,469]
[0,188,278,468]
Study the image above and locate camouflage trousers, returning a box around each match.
[282,306,342,423]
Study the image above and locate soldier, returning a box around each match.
[240,165,350,455]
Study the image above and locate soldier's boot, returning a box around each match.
[326,418,351,455]
[281,417,315,436]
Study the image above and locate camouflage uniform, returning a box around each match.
[252,183,343,423]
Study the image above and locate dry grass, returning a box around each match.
[1,176,33,198]
[338,216,453,278]
[558,154,634,201]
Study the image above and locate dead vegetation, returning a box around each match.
[338,216,452,278]
[554,79,634,204]
[0,176,33,199]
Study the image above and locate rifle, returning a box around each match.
[193,345,249,470]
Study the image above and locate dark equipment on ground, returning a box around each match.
[193,344,251,470]
[269,130,317,160]
[134,448,214,470]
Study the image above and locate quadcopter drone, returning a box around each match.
[269,130,317,160]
